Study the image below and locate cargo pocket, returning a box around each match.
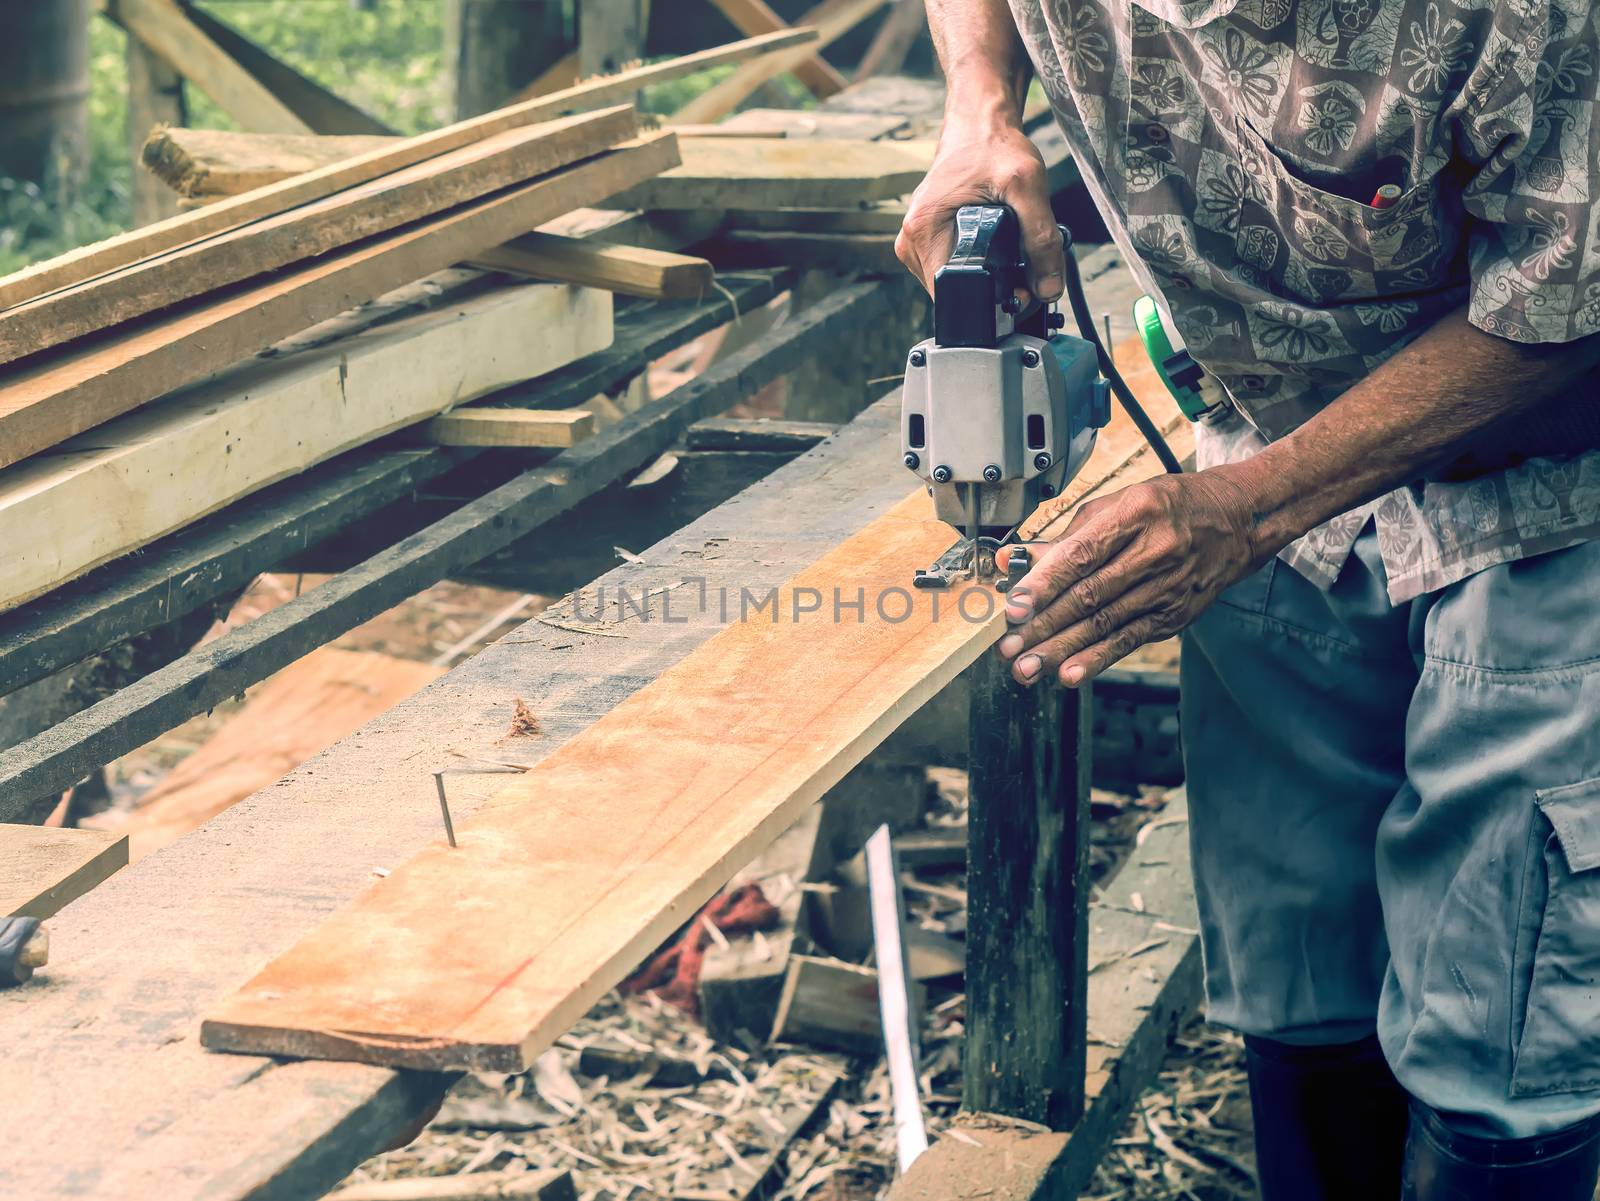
[1510,776,1600,1097]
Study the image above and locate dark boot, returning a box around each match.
[1244,1033,1411,1200]
[1402,1102,1600,1199]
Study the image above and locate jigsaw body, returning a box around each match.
[900,206,1109,586]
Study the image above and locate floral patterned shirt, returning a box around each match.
[1010,0,1600,602]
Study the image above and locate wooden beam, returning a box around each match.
[466,232,714,300]
[100,648,445,865]
[855,0,925,78]
[703,0,848,99]
[126,30,186,226]
[419,407,595,449]
[181,3,395,136]
[611,135,930,211]
[0,29,808,313]
[0,282,610,615]
[105,0,312,133]
[452,0,571,118]
[141,126,393,198]
[578,0,650,79]
[0,134,676,473]
[0,105,641,370]
[199,373,1189,1071]
[962,653,1087,1129]
[671,0,890,125]
[725,203,906,234]
[885,793,1201,1201]
[330,1168,574,1201]
[0,826,128,919]
[716,107,910,138]
[771,955,919,1056]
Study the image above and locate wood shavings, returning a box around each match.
[507,698,542,738]
[534,616,624,639]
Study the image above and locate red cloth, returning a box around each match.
[620,883,780,1016]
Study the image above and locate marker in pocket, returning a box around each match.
[1370,183,1402,210]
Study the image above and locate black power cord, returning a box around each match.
[1058,228,1185,475]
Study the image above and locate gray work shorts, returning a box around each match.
[1182,524,1600,1139]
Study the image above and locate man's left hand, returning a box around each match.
[995,467,1265,687]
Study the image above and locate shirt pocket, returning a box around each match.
[1229,114,1449,292]
[1510,776,1600,1097]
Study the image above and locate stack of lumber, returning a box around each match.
[0,33,871,614]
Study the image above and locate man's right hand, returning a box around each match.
[894,116,1066,305]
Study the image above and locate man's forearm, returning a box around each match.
[926,0,1031,123]
[1226,308,1600,559]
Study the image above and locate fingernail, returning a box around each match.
[1017,655,1041,679]
[998,634,1022,658]
[1005,590,1033,622]
[1063,664,1085,686]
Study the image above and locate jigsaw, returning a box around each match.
[900,205,1110,588]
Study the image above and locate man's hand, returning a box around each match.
[895,117,1066,304]
[995,468,1264,686]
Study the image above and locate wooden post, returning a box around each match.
[578,0,650,79]
[450,0,570,119]
[962,653,1089,1129]
[127,32,186,226]
[0,0,90,190]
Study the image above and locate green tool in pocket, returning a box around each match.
[1134,294,1229,422]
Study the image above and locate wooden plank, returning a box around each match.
[0,134,676,473]
[98,649,444,864]
[963,653,1087,1129]
[182,3,395,136]
[467,232,714,300]
[127,30,187,226]
[856,0,925,78]
[199,280,1190,1071]
[771,953,922,1057]
[106,0,312,133]
[0,105,640,370]
[330,1167,573,1201]
[612,136,930,211]
[0,826,128,919]
[673,0,891,124]
[717,107,910,138]
[0,280,890,821]
[0,29,806,314]
[0,281,611,614]
[725,203,906,234]
[684,417,834,454]
[419,407,595,449]
[143,127,393,198]
[885,794,1201,1201]
[703,0,848,99]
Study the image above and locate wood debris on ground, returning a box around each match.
[341,763,1230,1201]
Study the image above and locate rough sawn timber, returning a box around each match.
[0,106,639,369]
[201,380,1190,1072]
[0,134,676,472]
[0,29,807,312]
[0,825,128,919]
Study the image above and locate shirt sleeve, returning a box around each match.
[1459,0,1600,345]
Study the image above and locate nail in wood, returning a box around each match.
[433,772,458,848]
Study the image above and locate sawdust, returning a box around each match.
[507,699,542,739]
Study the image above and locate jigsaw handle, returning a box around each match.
[932,205,1026,349]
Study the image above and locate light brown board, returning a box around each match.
[101,649,444,864]
[201,360,1187,1071]
[467,232,713,300]
[702,0,848,99]
[0,29,806,314]
[0,826,129,920]
[610,136,931,211]
[142,127,393,197]
[0,106,638,369]
[0,134,675,472]
[419,407,595,449]
[0,282,610,613]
